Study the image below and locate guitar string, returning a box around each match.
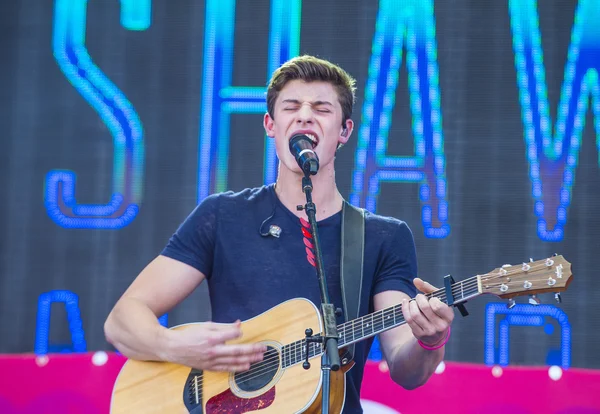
[190,281,481,387]
[233,282,475,376]
[190,285,477,389]
[191,261,559,387]
[198,272,546,388]
[195,272,528,388]
[278,261,559,373]
[201,297,461,389]
[234,262,562,384]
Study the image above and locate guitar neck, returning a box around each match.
[281,275,482,368]
[337,275,482,348]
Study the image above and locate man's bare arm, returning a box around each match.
[104,256,266,371]
[104,255,206,361]
[374,281,453,390]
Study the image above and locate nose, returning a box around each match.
[296,103,314,125]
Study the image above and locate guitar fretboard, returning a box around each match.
[280,275,481,368]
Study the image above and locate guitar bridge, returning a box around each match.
[183,369,203,413]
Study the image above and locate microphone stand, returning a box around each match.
[297,174,340,414]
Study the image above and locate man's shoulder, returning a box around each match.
[204,185,273,206]
[362,208,409,231]
[358,208,414,247]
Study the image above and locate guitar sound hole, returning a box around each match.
[233,346,280,392]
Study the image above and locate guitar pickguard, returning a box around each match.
[206,386,275,413]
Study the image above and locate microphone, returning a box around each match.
[289,134,319,175]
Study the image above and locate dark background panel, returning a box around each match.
[0,0,596,368]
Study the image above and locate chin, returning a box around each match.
[278,158,303,175]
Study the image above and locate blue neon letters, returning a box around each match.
[45,0,148,229]
[509,0,600,241]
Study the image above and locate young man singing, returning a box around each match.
[105,55,454,413]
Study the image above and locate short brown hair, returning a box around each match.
[266,55,357,125]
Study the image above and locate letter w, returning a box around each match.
[509,0,600,241]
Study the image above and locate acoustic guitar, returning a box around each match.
[110,255,572,413]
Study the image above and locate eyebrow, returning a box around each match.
[281,99,334,106]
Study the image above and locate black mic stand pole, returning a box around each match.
[297,174,340,414]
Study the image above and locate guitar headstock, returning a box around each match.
[480,255,573,300]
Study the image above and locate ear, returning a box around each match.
[339,119,354,146]
[264,112,275,138]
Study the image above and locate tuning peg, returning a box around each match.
[528,295,541,305]
[507,298,516,309]
[555,293,562,303]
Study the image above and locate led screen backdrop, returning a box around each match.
[0,0,598,370]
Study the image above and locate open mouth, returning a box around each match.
[300,132,318,147]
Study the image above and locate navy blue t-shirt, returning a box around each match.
[161,184,417,414]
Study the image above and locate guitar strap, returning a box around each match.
[339,201,365,364]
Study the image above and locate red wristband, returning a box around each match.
[417,326,451,350]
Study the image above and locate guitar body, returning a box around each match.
[110,298,353,414]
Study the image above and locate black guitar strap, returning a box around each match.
[339,201,365,364]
